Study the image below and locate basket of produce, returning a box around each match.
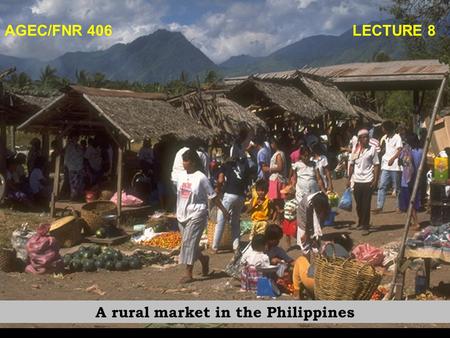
[80,201,117,234]
[207,220,232,250]
[0,248,15,272]
[49,216,84,248]
[314,253,382,300]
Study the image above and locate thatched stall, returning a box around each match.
[18,85,213,219]
[169,90,266,139]
[227,71,357,131]
[352,105,384,123]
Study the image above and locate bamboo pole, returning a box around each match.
[50,145,61,218]
[387,75,448,300]
[116,145,123,227]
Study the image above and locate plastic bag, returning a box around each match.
[338,188,353,212]
[111,191,143,207]
[25,223,64,274]
[11,223,35,263]
[351,243,385,266]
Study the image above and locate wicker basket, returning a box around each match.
[0,248,15,272]
[80,201,117,233]
[314,254,382,300]
[49,216,83,248]
[207,220,233,250]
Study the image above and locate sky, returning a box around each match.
[0,0,392,63]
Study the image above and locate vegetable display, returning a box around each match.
[63,245,142,273]
[142,232,181,250]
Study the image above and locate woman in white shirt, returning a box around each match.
[176,149,229,284]
[311,144,334,192]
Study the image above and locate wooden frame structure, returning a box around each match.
[18,85,213,221]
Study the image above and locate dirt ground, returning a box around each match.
[1,178,450,328]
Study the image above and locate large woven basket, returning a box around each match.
[0,248,15,272]
[80,201,117,233]
[207,221,233,250]
[49,216,83,248]
[314,254,382,300]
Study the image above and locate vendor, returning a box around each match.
[176,149,229,284]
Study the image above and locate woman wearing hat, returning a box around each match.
[347,129,380,235]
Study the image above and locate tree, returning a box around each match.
[179,71,189,84]
[373,51,391,62]
[75,69,89,86]
[384,0,450,64]
[204,70,219,84]
[39,65,58,86]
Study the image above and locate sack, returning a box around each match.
[25,224,64,274]
[352,243,385,266]
[338,188,353,212]
[11,224,35,263]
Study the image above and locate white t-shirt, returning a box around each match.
[240,248,270,268]
[84,145,102,172]
[171,147,209,183]
[351,146,380,183]
[292,160,319,202]
[381,134,402,171]
[313,155,329,189]
[29,168,44,194]
[176,170,216,223]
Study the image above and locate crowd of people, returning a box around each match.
[170,121,427,295]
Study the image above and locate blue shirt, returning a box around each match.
[257,147,270,180]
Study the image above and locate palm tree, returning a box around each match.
[39,65,58,86]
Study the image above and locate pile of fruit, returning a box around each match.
[142,232,181,250]
[63,245,142,273]
[370,286,389,300]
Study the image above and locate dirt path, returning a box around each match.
[1,178,449,306]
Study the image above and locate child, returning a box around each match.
[280,185,298,249]
[265,224,294,265]
[248,179,276,239]
[240,234,270,292]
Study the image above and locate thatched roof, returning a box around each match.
[169,91,266,136]
[18,85,212,142]
[0,91,57,125]
[228,70,358,122]
[68,85,168,100]
[228,79,327,121]
[352,105,384,123]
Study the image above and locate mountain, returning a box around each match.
[219,21,407,76]
[0,23,408,84]
[0,29,219,84]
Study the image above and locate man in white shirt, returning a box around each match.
[347,129,380,235]
[374,121,402,213]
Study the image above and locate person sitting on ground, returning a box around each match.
[5,158,31,208]
[264,224,294,265]
[29,156,51,208]
[248,179,277,239]
[240,234,271,292]
[292,233,353,299]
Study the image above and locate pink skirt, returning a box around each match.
[268,178,285,200]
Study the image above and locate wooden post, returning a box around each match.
[388,76,448,300]
[42,132,49,162]
[116,145,124,227]
[10,126,15,151]
[50,144,62,218]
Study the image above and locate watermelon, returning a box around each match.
[95,258,105,269]
[63,254,72,267]
[112,251,122,261]
[93,245,102,256]
[82,251,93,259]
[129,257,142,270]
[96,228,107,239]
[105,261,115,271]
[115,261,124,271]
[70,259,82,272]
[120,259,130,271]
[83,259,97,272]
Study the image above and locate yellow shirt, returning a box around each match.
[251,195,270,221]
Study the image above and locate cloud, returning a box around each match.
[0,0,392,63]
